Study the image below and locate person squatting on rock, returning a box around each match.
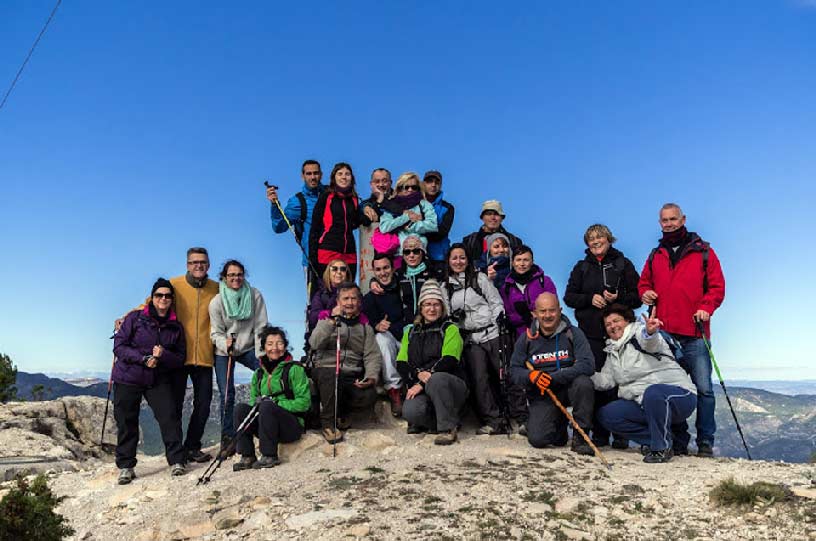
[444,243,510,435]
[421,170,455,274]
[592,304,697,463]
[397,280,468,445]
[359,168,393,294]
[112,278,187,484]
[307,258,353,333]
[499,244,557,340]
[510,293,596,455]
[232,326,311,471]
[462,199,524,265]
[362,253,409,417]
[209,260,268,451]
[308,162,369,280]
[563,224,641,449]
[308,282,382,444]
[638,203,725,458]
[266,159,326,292]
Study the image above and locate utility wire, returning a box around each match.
[0,0,62,112]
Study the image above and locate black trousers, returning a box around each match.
[233,401,303,457]
[113,379,185,468]
[170,365,214,453]
[526,375,594,449]
[314,367,377,428]
[587,336,619,443]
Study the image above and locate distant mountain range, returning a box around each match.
[14,371,816,462]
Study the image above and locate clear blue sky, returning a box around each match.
[1,1,814,380]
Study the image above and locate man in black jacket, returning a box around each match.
[362,253,407,416]
[462,200,523,264]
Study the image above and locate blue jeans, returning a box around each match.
[674,335,716,446]
[215,349,259,438]
[597,384,697,451]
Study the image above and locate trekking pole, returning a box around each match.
[525,361,611,471]
[333,318,342,458]
[497,324,512,439]
[695,320,752,460]
[198,402,260,485]
[99,352,115,447]
[221,333,237,429]
[264,181,322,286]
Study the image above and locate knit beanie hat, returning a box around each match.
[417,279,447,317]
[484,232,513,260]
[401,234,428,253]
[151,277,175,297]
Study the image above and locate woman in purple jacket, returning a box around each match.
[499,245,557,338]
[112,278,187,485]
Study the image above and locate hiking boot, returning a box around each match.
[640,444,650,456]
[570,437,594,456]
[434,428,458,446]
[118,468,135,485]
[170,463,186,477]
[232,455,256,471]
[696,442,714,458]
[643,448,674,464]
[611,437,629,450]
[336,417,351,431]
[387,387,404,417]
[322,427,344,444]
[406,424,425,435]
[218,436,236,460]
[187,449,213,463]
[252,455,281,469]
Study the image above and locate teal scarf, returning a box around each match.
[220,280,253,321]
[405,261,427,278]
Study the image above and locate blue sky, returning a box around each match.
[1,1,814,380]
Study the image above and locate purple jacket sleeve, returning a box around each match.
[113,312,146,364]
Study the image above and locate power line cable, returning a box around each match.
[0,0,62,112]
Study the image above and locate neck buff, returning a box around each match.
[406,261,427,278]
[185,272,207,288]
[220,280,253,320]
[661,226,688,247]
[394,191,423,211]
[510,267,535,285]
[334,185,354,197]
[148,302,170,324]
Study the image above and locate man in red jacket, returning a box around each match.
[638,203,725,458]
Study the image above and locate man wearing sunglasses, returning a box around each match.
[359,168,393,294]
[462,200,524,265]
[422,170,456,273]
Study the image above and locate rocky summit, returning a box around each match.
[1,397,815,540]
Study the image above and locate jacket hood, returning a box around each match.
[604,321,638,353]
[527,314,571,338]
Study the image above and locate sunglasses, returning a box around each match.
[330,266,348,273]
[153,293,174,300]
[187,260,208,266]
[402,248,423,256]
[397,184,419,192]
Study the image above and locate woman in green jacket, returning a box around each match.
[233,327,311,470]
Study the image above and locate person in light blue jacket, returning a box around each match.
[378,172,438,250]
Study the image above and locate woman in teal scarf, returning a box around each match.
[394,234,445,323]
[209,259,269,450]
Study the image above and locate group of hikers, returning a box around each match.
[110,159,725,485]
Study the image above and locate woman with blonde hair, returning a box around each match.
[307,258,353,331]
[378,172,438,253]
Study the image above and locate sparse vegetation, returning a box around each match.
[710,477,792,506]
[0,352,17,403]
[0,474,74,541]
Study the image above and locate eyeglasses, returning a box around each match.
[187,260,208,266]
[402,248,423,256]
[226,273,244,279]
[330,266,348,273]
[397,184,419,192]
[153,293,174,300]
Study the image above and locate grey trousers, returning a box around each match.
[402,372,468,432]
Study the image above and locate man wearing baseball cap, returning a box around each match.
[462,200,524,264]
[422,170,456,272]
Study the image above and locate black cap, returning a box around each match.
[423,170,442,183]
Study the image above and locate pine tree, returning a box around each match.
[0,352,16,403]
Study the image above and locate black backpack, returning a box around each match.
[625,331,684,363]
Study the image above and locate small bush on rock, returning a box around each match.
[0,474,74,541]
[710,477,791,507]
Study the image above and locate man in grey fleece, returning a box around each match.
[309,282,382,444]
[510,293,595,455]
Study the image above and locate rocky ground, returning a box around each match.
[2,397,815,540]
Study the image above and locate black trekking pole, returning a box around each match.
[496,320,512,439]
[696,320,752,460]
[333,318,342,458]
[99,352,115,447]
[198,402,260,485]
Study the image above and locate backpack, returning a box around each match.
[445,273,488,305]
[294,192,307,242]
[626,330,684,363]
[253,362,309,420]
[647,242,710,294]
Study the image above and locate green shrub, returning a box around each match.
[0,352,16,403]
[0,475,74,541]
[710,477,791,507]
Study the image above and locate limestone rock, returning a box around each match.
[284,509,357,529]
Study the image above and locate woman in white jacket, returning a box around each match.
[444,243,509,435]
[592,304,696,463]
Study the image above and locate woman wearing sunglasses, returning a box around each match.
[307,258,353,332]
[394,234,446,323]
[112,278,187,485]
[378,172,438,258]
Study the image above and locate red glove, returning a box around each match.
[528,370,552,394]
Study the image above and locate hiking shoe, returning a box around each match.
[232,455,256,472]
[570,437,594,456]
[640,444,650,456]
[518,423,528,437]
[187,449,213,463]
[252,455,281,469]
[434,428,458,446]
[643,448,673,464]
[476,424,506,436]
[406,424,425,435]
[697,442,714,458]
[118,468,135,485]
[611,437,629,450]
[322,427,344,444]
[387,388,403,417]
[336,417,351,431]
[218,436,236,460]
[170,463,186,477]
